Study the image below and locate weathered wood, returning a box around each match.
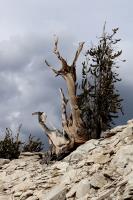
[32,112,70,156]
[33,38,90,158]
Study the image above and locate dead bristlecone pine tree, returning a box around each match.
[33,27,123,160]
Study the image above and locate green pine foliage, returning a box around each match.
[22,134,43,152]
[0,127,22,159]
[78,26,124,138]
[0,126,44,160]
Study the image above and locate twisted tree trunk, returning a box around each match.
[33,38,90,158]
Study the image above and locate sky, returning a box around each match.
[0,0,133,147]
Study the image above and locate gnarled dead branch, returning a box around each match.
[33,38,90,159]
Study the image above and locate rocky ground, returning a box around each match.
[0,119,133,200]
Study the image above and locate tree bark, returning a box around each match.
[33,38,90,159]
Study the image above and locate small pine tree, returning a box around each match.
[0,125,44,159]
[0,127,22,159]
[78,26,124,138]
[22,134,43,152]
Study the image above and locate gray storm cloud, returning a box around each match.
[0,33,77,148]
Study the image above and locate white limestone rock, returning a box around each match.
[26,196,39,200]
[0,159,10,167]
[41,185,66,200]
[0,195,12,200]
[20,190,33,200]
[0,119,133,200]
[89,173,107,189]
[111,144,133,168]
[76,178,90,198]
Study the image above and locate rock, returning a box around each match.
[127,119,133,124]
[20,190,33,200]
[51,161,69,173]
[89,164,101,175]
[91,188,115,200]
[77,194,89,200]
[111,144,133,168]
[4,162,18,172]
[19,152,42,160]
[110,125,126,133]
[101,125,126,138]
[90,173,107,189]
[61,168,80,184]
[66,178,90,199]
[87,152,111,164]
[64,150,86,162]
[64,139,98,162]
[103,168,117,180]
[76,179,90,198]
[26,196,39,200]
[124,135,133,144]
[0,159,10,167]
[119,126,133,140]
[122,183,133,200]
[0,119,133,200]
[14,191,23,197]
[12,180,35,193]
[41,185,66,200]
[0,195,12,200]
[66,184,77,198]
[77,139,99,153]
[20,152,44,157]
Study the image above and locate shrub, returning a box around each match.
[0,128,22,159]
[0,125,44,159]
[22,134,43,152]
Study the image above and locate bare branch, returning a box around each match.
[18,124,22,133]
[45,60,59,75]
[32,111,72,156]
[53,37,68,73]
[59,88,68,127]
[16,124,22,144]
[59,88,68,104]
[53,37,62,61]
[32,112,55,147]
[72,42,85,66]
[32,111,48,125]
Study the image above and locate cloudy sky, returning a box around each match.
[0,0,133,146]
